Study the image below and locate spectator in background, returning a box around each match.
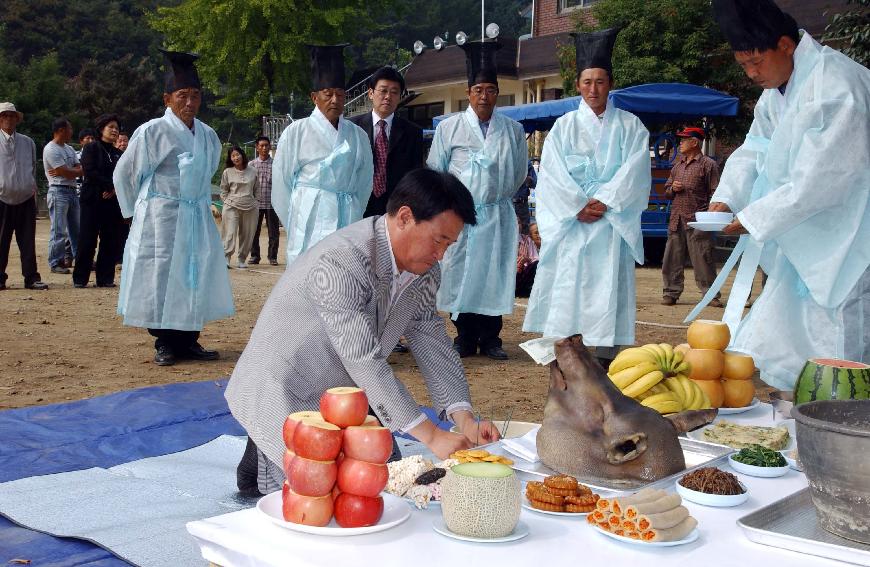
[69,127,97,267]
[661,126,722,307]
[115,131,129,152]
[73,113,123,288]
[0,102,48,290]
[512,159,537,233]
[43,117,82,275]
[249,136,279,266]
[220,145,259,269]
[516,217,539,298]
[529,221,541,250]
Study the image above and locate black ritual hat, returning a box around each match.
[159,49,202,94]
[712,0,799,52]
[460,40,501,87]
[307,44,349,91]
[572,27,622,76]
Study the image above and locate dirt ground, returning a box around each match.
[0,218,771,420]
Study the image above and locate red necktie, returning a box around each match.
[373,119,388,198]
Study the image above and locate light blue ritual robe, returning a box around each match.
[523,100,651,346]
[272,107,373,265]
[687,33,870,390]
[427,106,527,316]
[114,108,234,331]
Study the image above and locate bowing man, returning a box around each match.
[427,40,527,360]
[523,28,652,368]
[113,50,234,366]
[272,44,374,265]
[686,0,870,389]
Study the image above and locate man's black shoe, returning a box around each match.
[154,345,176,366]
[453,343,476,358]
[481,346,509,360]
[25,281,48,290]
[249,258,260,265]
[73,282,87,288]
[184,342,220,361]
[392,343,409,353]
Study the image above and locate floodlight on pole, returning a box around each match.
[413,40,425,55]
[455,31,467,46]
[433,36,445,51]
[485,23,500,39]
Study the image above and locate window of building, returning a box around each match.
[559,0,597,13]
[401,102,445,129]
[456,94,516,111]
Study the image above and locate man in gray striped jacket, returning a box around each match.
[226,168,502,495]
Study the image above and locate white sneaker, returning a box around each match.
[237,261,248,269]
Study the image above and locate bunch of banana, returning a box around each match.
[662,375,712,411]
[606,343,709,414]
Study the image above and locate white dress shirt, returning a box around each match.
[371,111,395,140]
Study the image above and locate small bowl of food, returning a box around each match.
[781,449,803,471]
[729,445,790,477]
[768,391,794,420]
[695,211,734,224]
[676,467,749,507]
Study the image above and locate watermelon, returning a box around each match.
[793,358,870,405]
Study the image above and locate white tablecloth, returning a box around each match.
[186,403,849,567]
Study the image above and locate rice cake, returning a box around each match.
[702,420,790,450]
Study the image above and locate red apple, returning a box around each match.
[293,419,343,461]
[282,448,296,478]
[336,451,345,468]
[362,415,380,427]
[334,493,384,528]
[337,457,388,497]
[332,484,342,501]
[287,455,337,497]
[282,410,323,449]
[342,425,393,464]
[319,387,369,428]
[282,482,334,527]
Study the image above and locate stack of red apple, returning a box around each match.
[281,386,394,528]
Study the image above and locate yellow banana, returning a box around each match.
[636,383,669,400]
[678,375,700,409]
[640,392,680,406]
[608,349,658,374]
[672,349,684,368]
[622,370,665,398]
[639,344,666,368]
[659,343,674,371]
[646,400,683,414]
[696,385,712,409]
[609,361,659,390]
[674,360,691,375]
[662,377,685,406]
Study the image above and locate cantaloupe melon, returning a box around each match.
[440,462,520,538]
[687,320,731,350]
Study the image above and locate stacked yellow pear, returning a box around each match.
[607,343,712,414]
[684,320,755,408]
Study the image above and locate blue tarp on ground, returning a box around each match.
[431,82,739,133]
[0,379,451,566]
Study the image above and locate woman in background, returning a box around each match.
[220,146,259,269]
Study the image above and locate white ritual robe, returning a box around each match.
[523,101,651,346]
[272,107,373,265]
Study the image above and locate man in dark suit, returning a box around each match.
[349,66,424,218]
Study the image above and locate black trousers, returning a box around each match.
[0,197,40,287]
[453,313,503,351]
[250,208,280,262]
[73,198,121,286]
[147,329,200,352]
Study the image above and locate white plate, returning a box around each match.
[688,221,730,232]
[432,518,530,543]
[728,454,790,478]
[256,490,410,536]
[675,479,749,507]
[404,496,441,508]
[716,398,760,415]
[688,419,796,452]
[521,494,592,517]
[591,524,700,547]
[782,450,803,472]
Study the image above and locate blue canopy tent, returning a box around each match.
[431,83,738,133]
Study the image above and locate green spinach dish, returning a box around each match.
[732,444,787,467]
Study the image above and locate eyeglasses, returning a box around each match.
[374,87,401,97]
[470,87,498,96]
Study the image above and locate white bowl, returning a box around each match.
[728,454,790,478]
[675,478,749,507]
[695,211,734,224]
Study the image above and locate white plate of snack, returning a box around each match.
[688,419,795,452]
[675,467,749,507]
[716,398,760,415]
[432,518,530,543]
[728,447,790,478]
[522,476,599,516]
[687,221,729,232]
[256,490,410,536]
[591,524,700,547]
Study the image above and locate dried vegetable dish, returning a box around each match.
[679,467,744,495]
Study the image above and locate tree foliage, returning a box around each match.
[823,0,870,67]
[149,0,398,118]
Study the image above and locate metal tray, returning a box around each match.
[738,488,870,566]
[484,437,732,494]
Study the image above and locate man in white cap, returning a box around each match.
[687,0,870,389]
[0,102,48,291]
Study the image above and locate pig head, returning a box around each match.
[536,335,717,487]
